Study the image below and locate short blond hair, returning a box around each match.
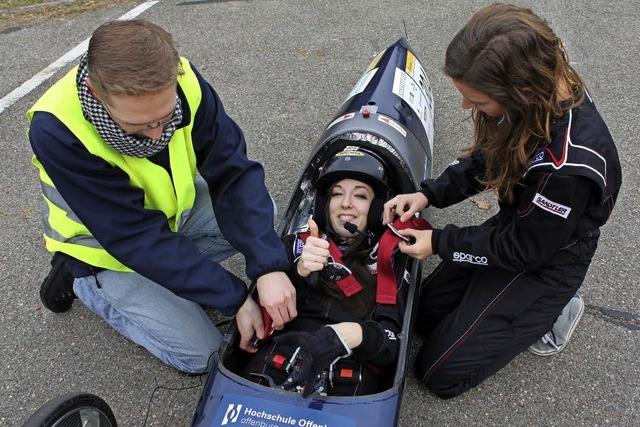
[87,19,183,98]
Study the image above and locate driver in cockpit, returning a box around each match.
[237,146,428,396]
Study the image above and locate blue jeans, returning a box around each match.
[73,176,238,373]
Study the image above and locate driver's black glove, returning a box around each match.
[273,325,351,397]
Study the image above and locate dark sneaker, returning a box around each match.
[529,294,585,356]
[39,253,76,313]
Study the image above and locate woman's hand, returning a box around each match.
[397,228,433,260]
[296,237,330,277]
[236,297,264,353]
[383,192,429,224]
[296,219,330,277]
[330,322,363,349]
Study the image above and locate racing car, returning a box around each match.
[23,37,435,427]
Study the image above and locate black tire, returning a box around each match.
[22,392,117,427]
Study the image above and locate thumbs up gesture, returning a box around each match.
[296,219,330,278]
[308,217,320,238]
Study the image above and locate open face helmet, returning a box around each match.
[313,146,389,233]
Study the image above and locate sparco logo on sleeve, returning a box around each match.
[453,251,488,266]
[532,193,572,219]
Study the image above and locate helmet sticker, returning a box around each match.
[336,146,365,157]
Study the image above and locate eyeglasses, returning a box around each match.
[103,102,178,136]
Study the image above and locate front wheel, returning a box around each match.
[22,392,117,427]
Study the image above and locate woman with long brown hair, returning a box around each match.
[383,3,621,398]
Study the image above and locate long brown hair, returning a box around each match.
[444,3,585,202]
[87,20,183,99]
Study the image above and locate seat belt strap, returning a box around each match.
[298,232,364,297]
[376,217,432,304]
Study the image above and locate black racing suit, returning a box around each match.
[415,95,622,398]
[242,233,407,395]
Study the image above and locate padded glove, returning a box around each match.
[273,325,351,397]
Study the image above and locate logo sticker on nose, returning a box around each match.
[221,403,242,425]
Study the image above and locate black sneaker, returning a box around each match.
[39,253,76,313]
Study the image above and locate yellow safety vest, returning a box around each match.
[26,58,202,271]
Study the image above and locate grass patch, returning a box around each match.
[0,0,135,31]
[0,0,50,9]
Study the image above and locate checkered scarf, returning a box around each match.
[75,53,183,158]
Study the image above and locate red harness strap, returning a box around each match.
[376,217,432,304]
[298,232,364,297]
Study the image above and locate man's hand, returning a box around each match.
[236,297,264,353]
[256,271,297,330]
[383,192,429,224]
[397,229,433,260]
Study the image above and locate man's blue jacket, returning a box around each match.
[29,63,289,314]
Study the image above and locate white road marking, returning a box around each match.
[0,0,160,115]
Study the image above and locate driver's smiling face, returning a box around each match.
[328,178,374,240]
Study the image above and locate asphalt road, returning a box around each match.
[1,1,638,426]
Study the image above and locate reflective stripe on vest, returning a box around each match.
[27,58,202,271]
